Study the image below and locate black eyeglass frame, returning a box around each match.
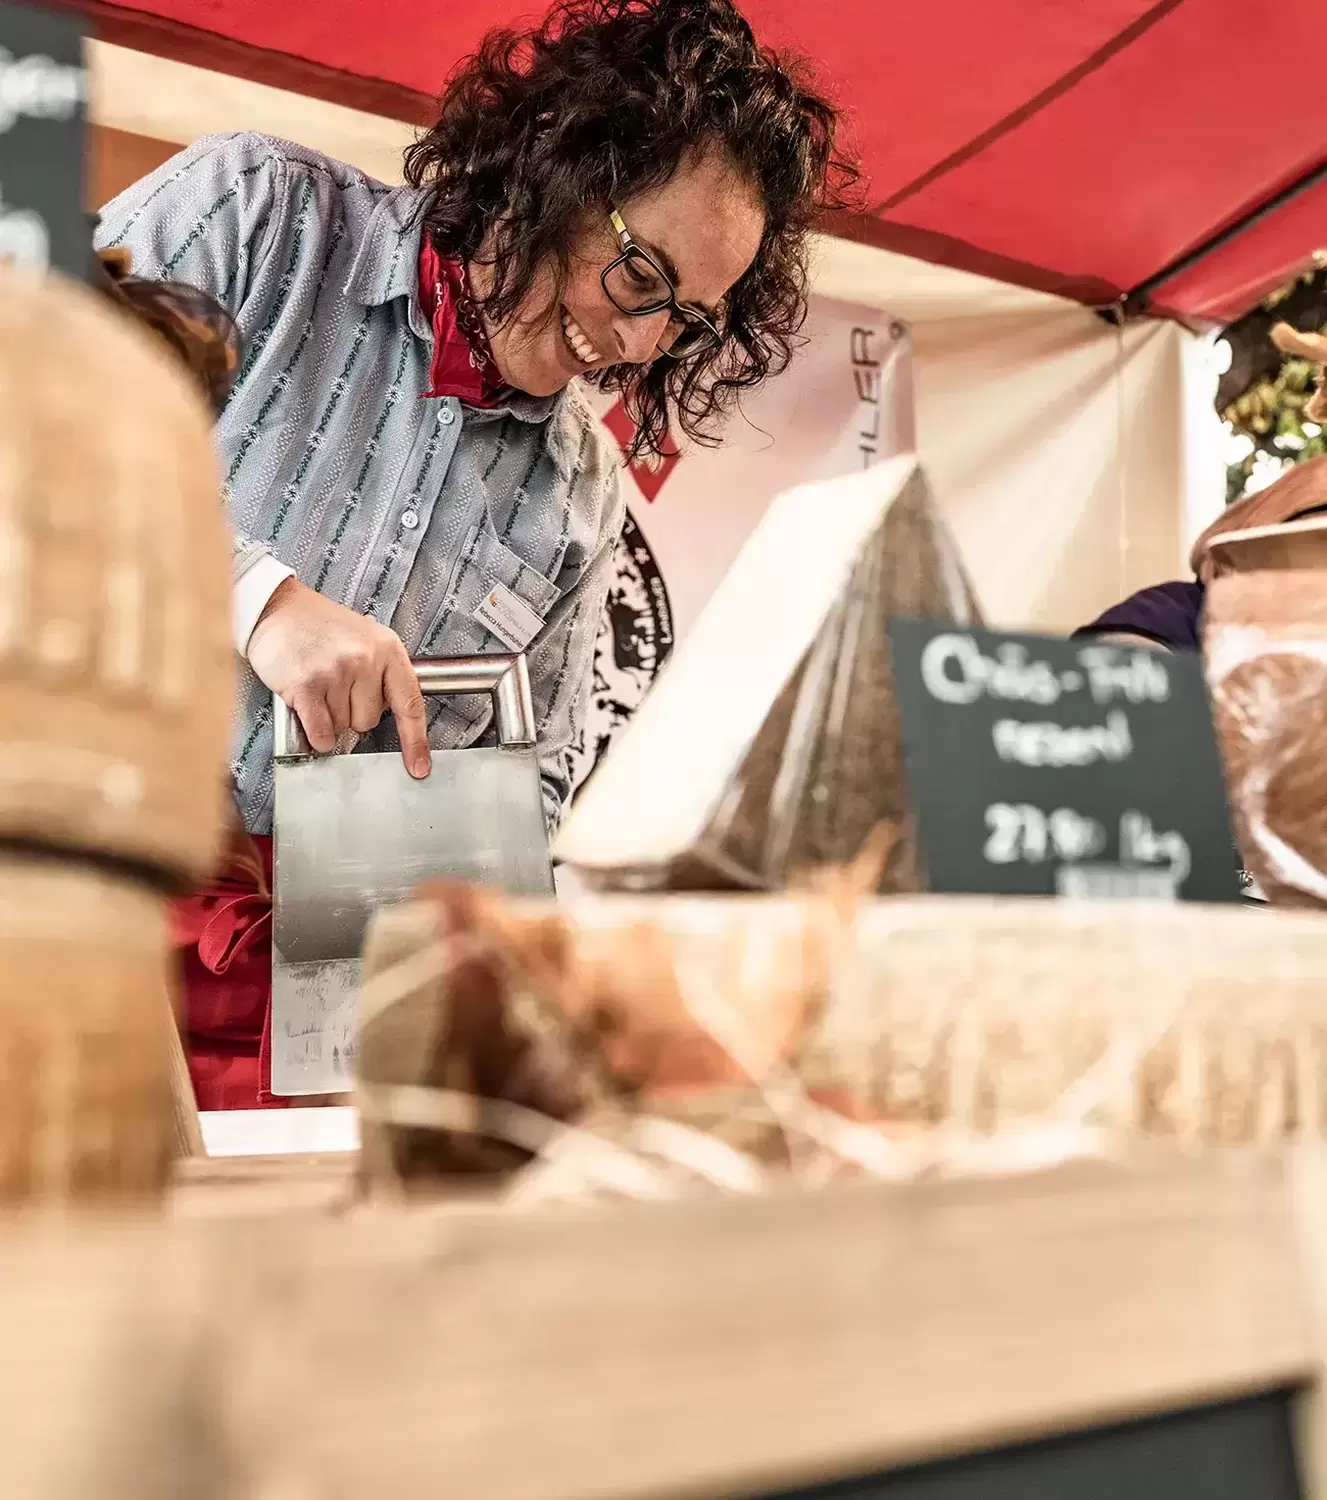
[600,207,722,360]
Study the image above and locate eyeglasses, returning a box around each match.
[600,207,722,360]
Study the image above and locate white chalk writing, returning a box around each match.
[983,804,1107,865]
[992,709,1133,768]
[0,193,47,269]
[983,803,1190,888]
[1119,809,1191,884]
[0,47,83,135]
[919,633,1170,709]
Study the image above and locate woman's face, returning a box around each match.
[477,150,766,398]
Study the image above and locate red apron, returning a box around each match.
[170,829,289,1111]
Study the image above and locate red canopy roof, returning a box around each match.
[74,0,1327,325]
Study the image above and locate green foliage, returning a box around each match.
[1223,358,1327,503]
[1220,268,1327,504]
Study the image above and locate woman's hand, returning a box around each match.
[246,577,431,778]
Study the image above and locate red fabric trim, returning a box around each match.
[876,0,1324,317]
[416,237,507,406]
[1133,162,1327,324]
[821,213,1124,308]
[66,0,1311,326]
[872,0,1186,215]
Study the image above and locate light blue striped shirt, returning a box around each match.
[97,131,624,835]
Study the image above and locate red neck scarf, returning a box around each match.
[417,236,507,407]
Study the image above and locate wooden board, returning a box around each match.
[169,1151,358,1217]
[4,1147,1324,1499]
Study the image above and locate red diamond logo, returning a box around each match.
[600,400,681,503]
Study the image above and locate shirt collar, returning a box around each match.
[342,187,427,327]
[342,186,557,426]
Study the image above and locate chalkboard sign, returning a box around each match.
[887,620,1241,903]
[0,1,87,280]
[752,1389,1303,1500]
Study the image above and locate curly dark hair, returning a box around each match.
[402,0,857,457]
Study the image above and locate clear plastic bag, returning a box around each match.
[1205,567,1327,907]
[356,885,1327,1202]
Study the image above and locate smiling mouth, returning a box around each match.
[561,307,603,365]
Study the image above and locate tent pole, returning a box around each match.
[1122,158,1327,319]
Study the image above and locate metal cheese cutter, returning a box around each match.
[269,653,554,1097]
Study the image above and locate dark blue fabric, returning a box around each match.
[1073,579,1205,652]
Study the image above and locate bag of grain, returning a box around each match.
[553,456,982,895]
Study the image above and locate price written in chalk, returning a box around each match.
[887,621,1241,904]
[984,804,1191,885]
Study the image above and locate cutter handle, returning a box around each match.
[272,653,537,760]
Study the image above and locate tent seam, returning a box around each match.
[870,0,1188,216]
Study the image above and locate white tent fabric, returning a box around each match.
[89,40,1226,636]
[88,40,415,185]
[813,237,1226,632]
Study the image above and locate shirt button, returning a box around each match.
[400,510,420,530]
[438,405,455,425]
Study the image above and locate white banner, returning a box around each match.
[564,297,914,798]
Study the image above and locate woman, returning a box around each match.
[1075,453,1327,651]
[97,0,854,1108]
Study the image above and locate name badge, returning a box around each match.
[474,582,545,653]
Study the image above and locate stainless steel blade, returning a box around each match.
[270,957,361,1096]
[270,743,553,1096]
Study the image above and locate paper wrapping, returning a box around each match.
[1206,567,1327,908]
[691,469,980,892]
[554,459,982,894]
[357,886,1327,1197]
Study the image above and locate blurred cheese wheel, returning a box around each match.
[0,854,176,1204]
[358,890,1327,1190]
[0,268,231,887]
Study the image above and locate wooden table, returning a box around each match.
[7,1146,1327,1498]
